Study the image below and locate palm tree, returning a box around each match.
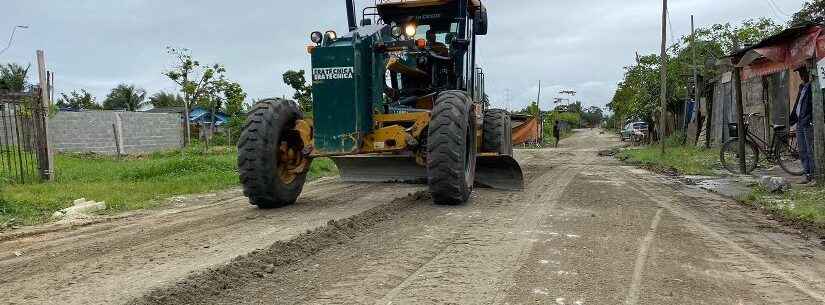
[102,84,147,111]
[148,91,185,108]
[0,63,30,92]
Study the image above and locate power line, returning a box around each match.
[767,1,783,18]
[0,26,28,57]
[763,0,788,20]
[767,0,790,16]
[666,7,676,44]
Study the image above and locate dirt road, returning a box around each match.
[3,129,824,305]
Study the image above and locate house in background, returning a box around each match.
[188,107,228,140]
[708,24,821,147]
[188,107,229,127]
[143,106,229,140]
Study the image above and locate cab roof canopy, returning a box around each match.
[376,0,484,25]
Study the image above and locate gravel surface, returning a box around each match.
[2,129,824,305]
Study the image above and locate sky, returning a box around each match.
[1,0,806,112]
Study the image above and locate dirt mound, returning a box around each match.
[130,191,430,305]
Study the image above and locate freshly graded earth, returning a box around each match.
[2,129,823,305]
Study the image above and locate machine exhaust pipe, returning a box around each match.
[346,0,357,31]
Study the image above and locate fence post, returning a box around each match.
[811,58,825,182]
[36,50,54,181]
[112,123,122,160]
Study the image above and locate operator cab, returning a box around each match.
[365,0,488,108]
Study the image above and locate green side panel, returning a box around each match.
[311,41,374,154]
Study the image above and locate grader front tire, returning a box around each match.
[237,99,308,208]
[427,91,477,205]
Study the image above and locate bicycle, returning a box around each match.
[720,113,805,176]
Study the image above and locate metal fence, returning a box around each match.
[0,90,44,184]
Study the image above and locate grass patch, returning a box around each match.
[744,186,825,233]
[617,137,721,176]
[0,147,338,227]
[0,147,40,185]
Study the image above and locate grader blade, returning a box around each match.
[332,154,524,191]
[332,154,427,184]
[475,155,524,191]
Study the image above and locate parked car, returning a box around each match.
[621,122,648,142]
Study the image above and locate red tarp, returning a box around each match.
[743,26,825,79]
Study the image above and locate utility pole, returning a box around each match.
[659,0,669,154]
[691,15,701,146]
[505,88,511,112]
[537,80,542,144]
[733,66,748,174]
[36,50,54,181]
[810,58,825,183]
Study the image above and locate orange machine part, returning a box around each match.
[511,117,540,145]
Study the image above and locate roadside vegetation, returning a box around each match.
[0,147,338,228]
[617,134,721,176]
[745,186,825,233]
[605,7,825,233]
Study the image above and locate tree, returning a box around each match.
[791,0,825,26]
[164,47,227,146]
[148,92,185,108]
[283,70,312,113]
[519,101,540,116]
[102,84,147,111]
[608,18,783,137]
[0,63,30,92]
[217,81,247,146]
[582,106,604,127]
[57,89,101,110]
[220,81,247,117]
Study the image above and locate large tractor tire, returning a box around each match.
[427,91,477,205]
[482,109,513,155]
[237,99,308,208]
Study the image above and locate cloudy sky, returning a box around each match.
[1,0,805,112]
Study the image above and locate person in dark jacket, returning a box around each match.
[553,121,561,148]
[790,66,815,184]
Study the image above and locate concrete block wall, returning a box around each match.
[48,111,183,155]
[119,112,184,154]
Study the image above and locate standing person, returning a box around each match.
[553,120,561,148]
[790,66,815,185]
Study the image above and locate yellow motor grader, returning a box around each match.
[238,0,523,207]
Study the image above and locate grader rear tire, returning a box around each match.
[427,91,477,205]
[237,99,308,208]
[482,109,513,155]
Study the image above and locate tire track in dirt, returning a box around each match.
[379,165,576,304]
[625,170,825,304]
[625,208,663,305]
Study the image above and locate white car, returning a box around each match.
[621,122,648,142]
